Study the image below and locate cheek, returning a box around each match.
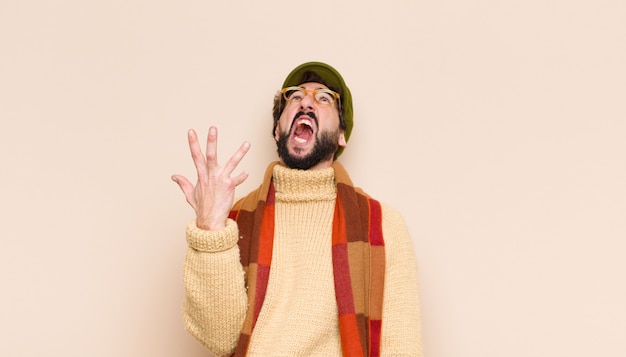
[275,112,292,137]
[321,111,341,130]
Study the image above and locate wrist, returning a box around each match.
[196,217,226,231]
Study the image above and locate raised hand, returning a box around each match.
[172,127,250,230]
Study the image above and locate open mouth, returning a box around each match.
[292,117,316,144]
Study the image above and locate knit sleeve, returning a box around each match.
[182,218,248,357]
[380,204,423,356]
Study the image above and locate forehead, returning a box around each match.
[297,82,329,90]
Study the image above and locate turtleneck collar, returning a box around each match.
[272,164,337,202]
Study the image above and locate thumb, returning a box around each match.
[171,175,196,207]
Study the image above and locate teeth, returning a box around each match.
[292,118,313,144]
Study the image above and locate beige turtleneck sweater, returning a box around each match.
[183,165,422,356]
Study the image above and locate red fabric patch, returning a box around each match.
[332,243,355,315]
[369,318,382,356]
[338,314,365,356]
[368,199,384,246]
[253,264,271,324]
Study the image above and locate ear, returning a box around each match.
[338,132,347,147]
[274,125,279,141]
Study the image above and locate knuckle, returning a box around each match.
[191,151,203,160]
[224,178,236,190]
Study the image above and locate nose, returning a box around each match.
[299,91,316,110]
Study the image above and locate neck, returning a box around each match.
[272,164,336,202]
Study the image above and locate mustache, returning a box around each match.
[290,111,318,130]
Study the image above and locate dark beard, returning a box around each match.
[276,129,340,170]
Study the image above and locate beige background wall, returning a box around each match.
[1,1,624,356]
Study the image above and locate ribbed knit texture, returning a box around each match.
[182,163,423,356]
[183,219,247,356]
[246,165,342,356]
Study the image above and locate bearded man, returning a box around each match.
[172,62,422,357]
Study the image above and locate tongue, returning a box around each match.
[294,124,313,141]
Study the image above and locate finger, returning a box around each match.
[231,171,250,188]
[187,129,209,180]
[223,141,251,177]
[205,126,218,169]
[171,174,197,207]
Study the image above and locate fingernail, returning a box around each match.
[209,127,216,136]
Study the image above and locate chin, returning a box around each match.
[277,130,339,170]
